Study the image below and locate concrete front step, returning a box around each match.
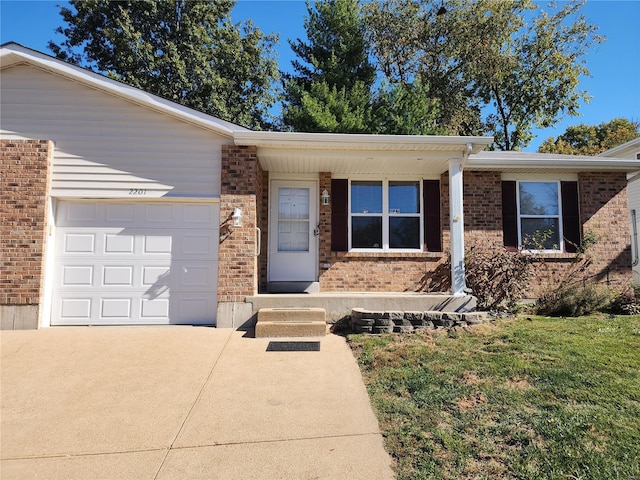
[255,308,327,338]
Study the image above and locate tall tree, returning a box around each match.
[49,0,280,129]
[364,0,603,150]
[364,0,484,136]
[538,118,640,155]
[282,0,376,133]
[371,80,445,135]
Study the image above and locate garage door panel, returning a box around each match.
[102,266,134,286]
[52,201,218,326]
[64,233,96,254]
[144,203,177,224]
[59,297,93,321]
[105,203,136,223]
[104,233,135,253]
[62,265,94,286]
[143,235,173,254]
[101,298,132,319]
[141,297,170,319]
[183,203,218,225]
[61,202,98,225]
[180,233,216,256]
[172,295,217,325]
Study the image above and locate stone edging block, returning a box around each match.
[351,308,486,334]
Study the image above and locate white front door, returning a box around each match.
[269,180,318,282]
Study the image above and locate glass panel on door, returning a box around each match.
[277,187,310,252]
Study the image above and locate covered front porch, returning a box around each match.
[216,132,493,329]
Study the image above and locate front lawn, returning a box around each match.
[348,315,640,480]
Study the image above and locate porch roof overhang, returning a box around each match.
[467,151,640,174]
[233,131,493,175]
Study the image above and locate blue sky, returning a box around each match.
[1,0,638,151]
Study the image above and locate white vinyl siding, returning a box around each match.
[1,65,229,198]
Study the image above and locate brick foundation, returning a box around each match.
[1,139,52,329]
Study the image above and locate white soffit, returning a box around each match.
[0,43,246,138]
[234,131,493,174]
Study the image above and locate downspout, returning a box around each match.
[461,142,473,168]
[632,209,639,267]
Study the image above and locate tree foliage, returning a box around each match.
[282,0,443,135]
[371,81,444,135]
[282,0,376,133]
[363,0,603,150]
[538,118,640,155]
[49,0,280,129]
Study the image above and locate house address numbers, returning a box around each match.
[129,188,147,196]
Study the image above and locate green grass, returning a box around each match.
[348,315,640,480]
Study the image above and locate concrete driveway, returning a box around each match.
[1,327,394,479]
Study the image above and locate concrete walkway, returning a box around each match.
[1,327,394,479]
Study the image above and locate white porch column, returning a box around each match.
[449,159,466,295]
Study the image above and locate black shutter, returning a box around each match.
[331,179,348,251]
[561,181,580,253]
[502,181,518,249]
[423,180,442,252]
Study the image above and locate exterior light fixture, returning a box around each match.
[321,189,330,205]
[232,207,243,227]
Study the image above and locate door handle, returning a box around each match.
[313,223,320,237]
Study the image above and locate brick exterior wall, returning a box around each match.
[318,172,332,279]
[313,169,632,295]
[463,171,503,246]
[318,172,449,293]
[217,150,631,299]
[218,145,263,302]
[464,170,632,297]
[1,139,52,328]
[578,172,631,284]
[528,172,631,295]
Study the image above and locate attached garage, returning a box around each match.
[52,200,219,325]
[1,44,244,328]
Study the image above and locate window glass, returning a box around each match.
[389,181,419,214]
[278,188,309,220]
[352,217,382,248]
[519,182,558,215]
[390,217,420,249]
[351,181,382,213]
[521,218,559,250]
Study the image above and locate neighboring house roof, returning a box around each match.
[468,150,640,174]
[0,42,247,138]
[598,137,640,159]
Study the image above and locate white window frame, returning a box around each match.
[348,179,423,252]
[516,180,564,253]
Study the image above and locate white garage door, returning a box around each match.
[51,201,219,326]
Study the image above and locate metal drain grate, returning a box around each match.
[266,341,321,352]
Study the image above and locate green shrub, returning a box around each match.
[535,282,614,317]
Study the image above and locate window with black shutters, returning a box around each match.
[502,179,580,252]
